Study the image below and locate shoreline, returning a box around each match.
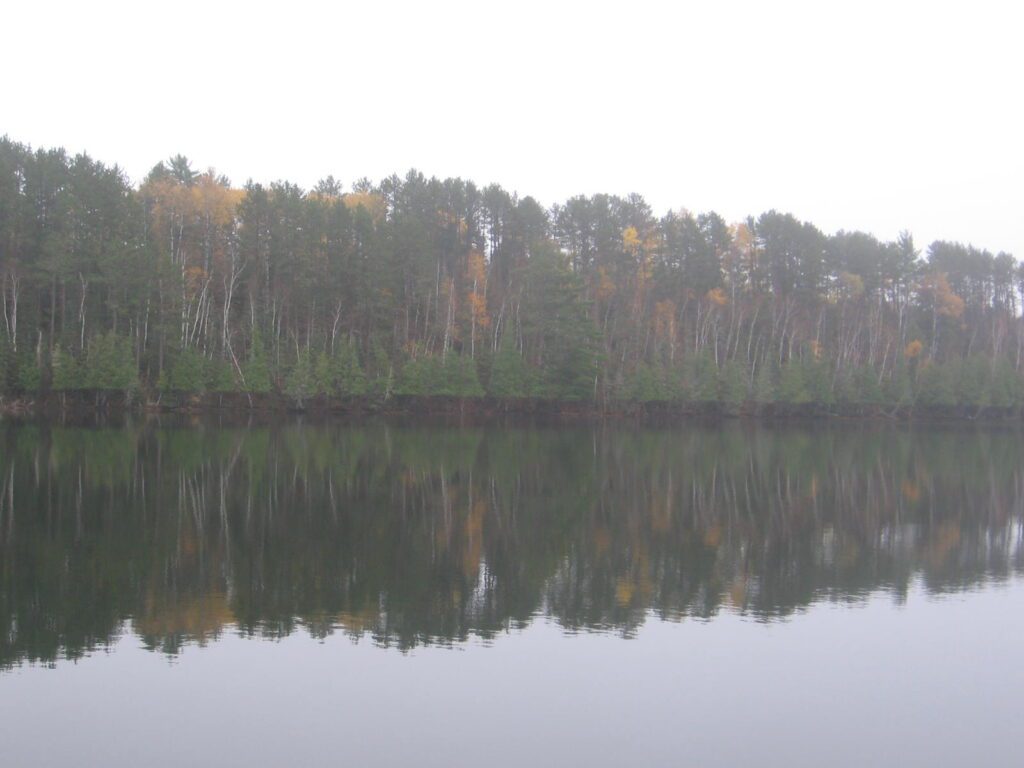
[2,390,1021,425]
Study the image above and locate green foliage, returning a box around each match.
[627,362,674,402]
[520,243,601,400]
[84,333,137,391]
[989,360,1021,409]
[161,348,206,392]
[884,363,914,407]
[0,341,15,392]
[206,358,238,393]
[285,349,317,402]
[51,347,84,391]
[448,354,484,397]
[397,352,483,397]
[777,361,809,404]
[684,351,719,403]
[0,136,1020,417]
[243,331,272,394]
[719,360,748,405]
[915,360,956,407]
[488,337,533,398]
[957,356,991,407]
[316,341,368,397]
[17,353,42,392]
[753,362,776,404]
[853,365,883,405]
[802,358,833,405]
[367,337,393,397]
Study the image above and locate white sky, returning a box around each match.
[3,0,1021,257]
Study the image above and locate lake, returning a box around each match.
[1,419,1023,767]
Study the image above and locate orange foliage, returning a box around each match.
[705,287,728,307]
[901,479,921,502]
[920,273,965,319]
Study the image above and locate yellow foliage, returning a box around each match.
[652,300,677,341]
[615,577,635,606]
[705,287,728,307]
[466,250,487,284]
[622,226,641,254]
[343,191,386,221]
[135,592,234,642]
[469,293,490,328]
[732,221,754,252]
[904,340,924,359]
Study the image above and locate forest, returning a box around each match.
[1,136,1022,412]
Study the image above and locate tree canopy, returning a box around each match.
[1,135,1022,409]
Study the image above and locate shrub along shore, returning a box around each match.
[1,339,1021,422]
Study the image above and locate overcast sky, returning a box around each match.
[4,0,1021,257]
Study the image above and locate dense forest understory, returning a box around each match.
[1,137,1023,418]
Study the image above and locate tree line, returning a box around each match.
[1,136,1022,409]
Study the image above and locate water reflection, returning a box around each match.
[1,420,1022,667]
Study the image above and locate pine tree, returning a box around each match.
[719,360,748,406]
[854,365,883,405]
[753,362,776,404]
[803,358,833,405]
[915,360,956,407]
[51,347,83,391]
[285,349,316,403]
[446,354,484,397]
[84,333,137,391]
[334,341,368,396]
[488,336,531,398]
[17,353,42,392]
[778,361,809,404]
[243,331,272,394]
[206,358,238,393]
[162,348,205,392]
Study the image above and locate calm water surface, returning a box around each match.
[1,420,1023,766]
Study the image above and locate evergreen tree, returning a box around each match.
[17,353,42,392]
[285,349,316,403]
[161,348,206,392]
[51,347,83,391]
[915,361,956,407]
[0,341,15,392]
[332,341,368,396]
[446,354,484,397]
[753,362,776,404]
[802,358,833,405]
[853,365,883,405]
[719,360,748,406]
[84,333,137,391]
[777,361,809,404]
[488,336,532,398]
[884,363,914,407]
[243,331,272,394]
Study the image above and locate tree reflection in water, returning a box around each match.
[1,420,1022,667]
